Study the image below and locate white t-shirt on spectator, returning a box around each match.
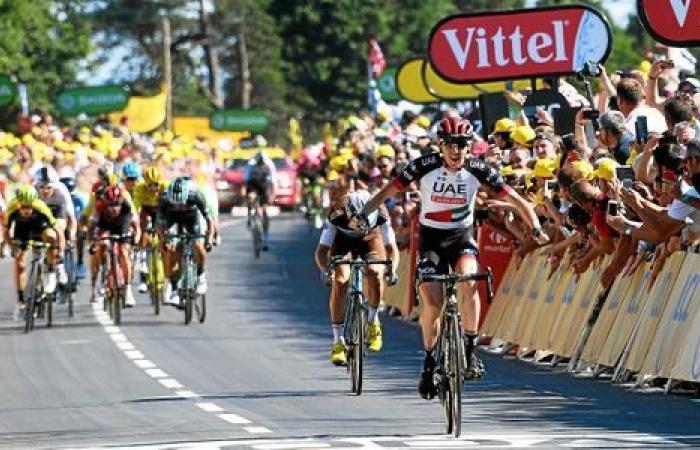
[625,106,667,138]
[667,182,700,227]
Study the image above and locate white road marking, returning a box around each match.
[244,426,272,434]
[197,402,224,413]
[133,359,156,369]
[176,390,199,398]
[116,341,135,350]
[90,298,269,435]
[159,378,183,389]
[218,413,251,424]
[145,368,169,378]
[252,442,327,449]
[124,350,144,360]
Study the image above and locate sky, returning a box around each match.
[81,0,639,85]
[525,0,636,26]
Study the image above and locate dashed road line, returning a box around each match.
[91,303,271,435]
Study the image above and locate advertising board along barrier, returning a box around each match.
[670,267,700,382]
[524,261,567,350]
[510,255,550,346]
[594,265,653,368]
[477,224,513,327]
[481,257,519,337]
[624,252,686,373]
[532,264,576,351]
[641,254,700,379]
[637,0,700,47]
[427,5,612,84]
[554,257,607,358]
[381,249,411,316]
[579,265,634,363]
[493,254,536,340]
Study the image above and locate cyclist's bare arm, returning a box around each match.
[363,182,399,217]
[315,243,331,273]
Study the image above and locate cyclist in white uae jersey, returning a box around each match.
[361,117,549,399]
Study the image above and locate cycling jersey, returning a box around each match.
[392,153,508,230]
[71,192,88,218]
[245,164,274,193]
[91,199,134,237]
[5,199,57,242]
[319,210,396,247]
[156,189,210,227]
[133,180,169,210]
[34,183,75,219]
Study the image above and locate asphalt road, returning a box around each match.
[1,214,700,449]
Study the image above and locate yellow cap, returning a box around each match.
[511,125,536,147]
[329,155,349,172]
[571,160,594,180]
[533,158,556,179]
[416,115,431,130]
[500,166,515,177]
[326,170,339,181]
[592,157,618,181]
[375,144,395,160]
[376,109,390,123]
[494,118,517,134]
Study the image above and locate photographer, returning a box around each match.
[576,109,633,165]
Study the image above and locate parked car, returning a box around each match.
[216,148,297,211]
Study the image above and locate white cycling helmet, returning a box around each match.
[345,190,379,229]
[35,166,59,185]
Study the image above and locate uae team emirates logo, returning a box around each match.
[638,0,700,46]
[427,5,612,84]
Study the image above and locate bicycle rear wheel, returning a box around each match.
[448,315,463,438]
[252,220,262,258]
[24,265,38,334]
[46,295,53,328]
[184,292,193,325]
[350,296,366,395]
[65,248,75,317]
[194,293,206,323]
[113,288,123,325]
[149,249,163,316]
[439,320,453,435]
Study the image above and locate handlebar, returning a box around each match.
[418,272,490,283]
[165,233,208,240]
[328,256,392,268]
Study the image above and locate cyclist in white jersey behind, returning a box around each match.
[361,117,549,399]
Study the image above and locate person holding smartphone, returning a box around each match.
[616,79,668,138]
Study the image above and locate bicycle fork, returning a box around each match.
[343,265,365,349]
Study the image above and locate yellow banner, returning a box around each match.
[422,61,545,100]
[626,253,686,372]
[109,88,167,133]
[396,58,440,104]
[173,116,248,144]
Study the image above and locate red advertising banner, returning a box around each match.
[427,5,612,84]
[477,225,513,327]
[638,0,700,46]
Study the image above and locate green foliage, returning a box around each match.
[0,1,91,113]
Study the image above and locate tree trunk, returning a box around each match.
[162,16,173,131]
[239,23,251,110]
[200,0,223,108]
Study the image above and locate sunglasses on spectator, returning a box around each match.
[38,184,52,190]
[678,88,699,95]
[147,182,160,189]
[378,164,391,169]
[108,201,121,207]
[126,177,138,182]
[442,136,470,148]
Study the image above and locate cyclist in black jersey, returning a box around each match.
[361,117,549,399]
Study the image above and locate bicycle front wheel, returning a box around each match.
[46,295,53,328]
[252,222,262,258]
[112,288,123,325]
[194,293,206,323]
[448,315,463,438]
[350,297,366,395]
[149,249,163,316]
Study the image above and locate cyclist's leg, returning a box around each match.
[54,219,68,284]
[453,240,484,378]
[188,215,208,294]
[246,188,256,226]
[329,248,350,365]
[41,227,60,293]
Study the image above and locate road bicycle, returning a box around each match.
[166,233,206,325]
[250,197,263,258]
[94,234,130,325]
[328,256,392,395]
[418,269,493,438]
[145,230,164,316]
[57,242,77,317]
[20,240,54,333]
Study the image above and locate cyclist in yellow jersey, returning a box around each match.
[133,167,169,293]
[3,184,60,317]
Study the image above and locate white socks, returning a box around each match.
[332,324,344,344]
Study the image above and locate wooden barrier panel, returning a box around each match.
[520,260,567,350]
[532,266,576,351]
[481,257,518,337]
[493,254,535,339]
[580,265,635,363]
[596,266,652,368]
[625,252,686,372]
[671,273,700,382]
[552,258,607,358]
[505,256,549,344]
[641,254,700,379]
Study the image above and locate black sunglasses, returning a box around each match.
[443,136,470,148]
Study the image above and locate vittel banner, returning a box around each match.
[638,0,700,46]
[427,5,612,84]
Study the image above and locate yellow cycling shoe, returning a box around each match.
[367,322,383,353]
[330,342,347,366]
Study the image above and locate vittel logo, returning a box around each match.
[428,5,611,83]
[441,21,569,69]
